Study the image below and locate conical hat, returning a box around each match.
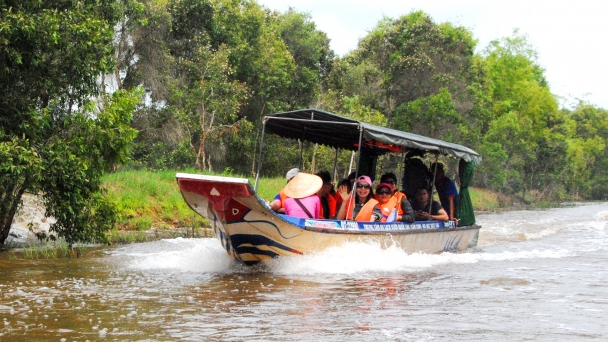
[282,172,323,199]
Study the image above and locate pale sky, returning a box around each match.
[257,0,607,109]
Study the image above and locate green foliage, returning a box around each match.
[272,9,334,105]
[342,96,387,126]
[564,103,608,199]
[0,0,119,122]
[330,10,487,162]
[393,88,460,140]
[38,89,141,244]
[0,137,43,243]
[354,11,478,114]
[0,1,139,245]
[7,2,608,249]
[9,241,83,260]
[480,31,567,199]
[116,0,339,176]
[168,43,248,171]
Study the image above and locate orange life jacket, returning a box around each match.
[279,189,289,208]
[344,194,378,221]
[333,191,343,207]
[320,193,337,219]
[376,192,407,222]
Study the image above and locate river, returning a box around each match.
[1,202,607,341]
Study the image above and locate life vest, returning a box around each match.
[376,192,406,222]
[320,193,337,219]
[344,194,378,221]
[333,191,343,207]
[279,189,289,208]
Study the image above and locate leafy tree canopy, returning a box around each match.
[0,0,139,244]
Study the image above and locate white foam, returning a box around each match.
[524,226,565,240]
[595,211,608,221]
[110,238,233,273]
[266,241,572,275]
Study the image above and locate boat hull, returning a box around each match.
[177,173,480,265]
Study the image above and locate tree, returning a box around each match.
[272,9,334,107]
[355,12,479,118]
[330,11,487,149]
[0,0,139,244]
[565,103,608,198]
[169,45,248,171]
[479,31,563,198]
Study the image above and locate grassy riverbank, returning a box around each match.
[101,169,511,231]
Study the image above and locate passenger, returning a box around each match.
[374,183,415,223]
[333,178,350,210]
[270,168,300,213]
[347,171,357,187]
[336,175,381,222]
[402,155,432,199]
[380,172,407,198]
[409,187,449,221]
[315,170,337,219]
[283,173,323,219]
[431,163,459,221]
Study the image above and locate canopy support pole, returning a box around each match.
[298,139,303,170]
[350,125,364,220]
[428,154,439,215]
[332,148,339,184]
[397,150,405,193]
[254,120,267,191]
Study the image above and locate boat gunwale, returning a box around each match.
[176,172,249,184]
[301,224,481,235]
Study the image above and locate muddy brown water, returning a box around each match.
[1,202,608,341]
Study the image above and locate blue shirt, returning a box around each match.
[435,177,458,216]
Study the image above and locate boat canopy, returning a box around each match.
[264,108,481,165]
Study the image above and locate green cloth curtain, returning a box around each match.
[456,159,476,226]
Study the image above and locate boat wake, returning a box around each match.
[264,241,572,275]
[107,203,608,276]
[107,237,573,276]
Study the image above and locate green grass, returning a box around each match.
[101,169,288,231]
[248,176,285,203]
[469,187,501,211]
[102,169,209,230]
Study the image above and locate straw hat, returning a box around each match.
[283,172,323,199]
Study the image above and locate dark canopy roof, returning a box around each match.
[264,108,481,165]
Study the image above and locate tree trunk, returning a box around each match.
[0,185,26,245]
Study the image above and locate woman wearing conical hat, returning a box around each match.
[283,172,323,219]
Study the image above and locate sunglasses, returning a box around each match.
[377,190,392,195]
[356,183,371,190]
[386,180,396,185]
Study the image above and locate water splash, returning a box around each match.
[108,238,234,273]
